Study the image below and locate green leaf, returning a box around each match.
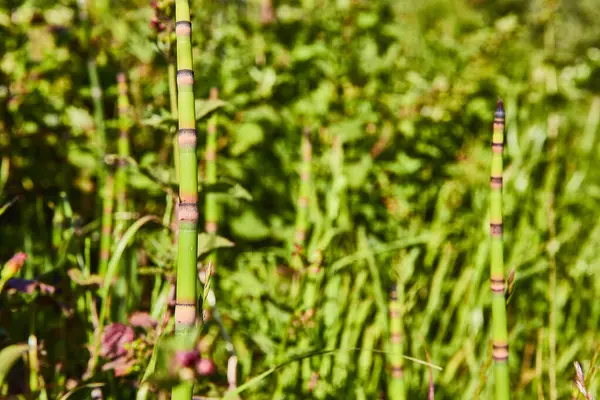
[0,344,28,388]
[230,209,270,241]
[195,99,227,121]
[198,233,235,257]
[202,180,253,201]
[231,123,264,156]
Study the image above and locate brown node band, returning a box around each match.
[175,302,196,307]
[391,365,404,378]
[390,290,398,301]
[389,310,400,319]
[492,142,504,153]
[178,203,198,222]
[175,21,192,36]
[390,332,402,344]
[205,220,218,233]
[490,176,503,189]
[205,148,217,161]
[298,196,309,207]
[490,223,503,236]
[178,128,197,146]
[493,343,509,361]
[490,277,506,293]
[176,70,194,85]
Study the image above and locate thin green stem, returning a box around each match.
[294,127,311,258]
[173,0,199,397]
[490,99,510,400]
[205,88,219,270]
[99,171,114,276]
[388,281,406,400]
[114,72,131,240]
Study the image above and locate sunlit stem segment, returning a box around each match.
[173,1,199,398]
[99,171,114,276]
[294,127,312,255]
[388,283,406,400]
[205,88,219,270]
[114,73,131,240]
[490,99,510,400]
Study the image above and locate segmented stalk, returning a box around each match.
[388,283,406,400]
[99,171,114,276]
[490,99,510,400]
[173,1,199,397]
[89,59,106,157]
[294,127,311,253]
[205,88,219,266]
[114,72,131,240]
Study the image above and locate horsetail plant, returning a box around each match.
[294,127,312,258]
[490,99,510,400]
[204,88,219,268]
[173,1,199,398]
[388,283,406,400]
[114,72,132,240]
[99,169,115,276]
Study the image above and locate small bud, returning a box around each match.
[2,252,27,280]
[196,358,216,376]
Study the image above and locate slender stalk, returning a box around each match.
[205,88,219,269]
[388,282,406,400]
[173,1,199,398]
[114,72,131,240]
[294,127,311,253]
[99,171,115,276]
[490,99,510,400]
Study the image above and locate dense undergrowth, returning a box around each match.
[0,0,599,399]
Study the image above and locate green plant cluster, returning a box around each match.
[0,0,599,399]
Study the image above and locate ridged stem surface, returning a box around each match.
[388,283,406,400]
[490,100,510,400]
[99,172,114,276]
[205,88,219,269]
[114,72,131,240]
[173,1,199,398]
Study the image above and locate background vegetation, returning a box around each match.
[1,0,599,398]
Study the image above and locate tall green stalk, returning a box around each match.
[99,170,114,276]
[294,127,311,253]
[173,1,199,398]
[490,99,510,400]
[388,282,406,400]
[205,88,219,268]
[114,72,131,240]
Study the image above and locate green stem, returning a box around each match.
[114,72,131,240]
[388,281,405,400]
[490,99,510,400]
[99,171,114,276]
[294,127,311,257]
[173,0,199,397]
[205,88,219,269]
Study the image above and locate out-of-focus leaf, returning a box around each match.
[231,123,264,156]
[195,99,227,121]
[68,268,104,287]
[198,233,235,257]
[230,209,270,241]
[0,344,28,388]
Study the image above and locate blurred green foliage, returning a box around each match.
[1,0,600,399]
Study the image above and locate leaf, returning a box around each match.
[68,268,104,286]
[231,123,264,156]
[198,233,235,257]
[223,348,442,399]
[202,180,253,201]
[230,209,270,241]
[0,344,28,388]
[57,383,105,400]
[195,99,227,121]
